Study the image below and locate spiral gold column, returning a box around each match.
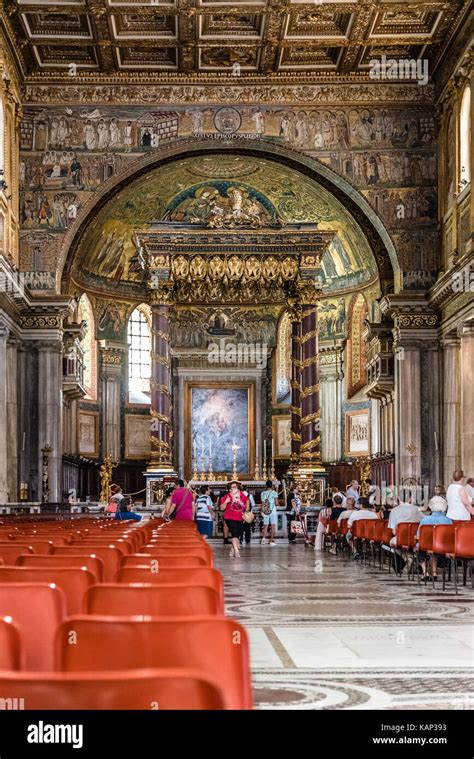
[300,304,322,465]
[288,298,302,471]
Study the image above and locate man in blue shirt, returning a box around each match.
[416,496,451,580]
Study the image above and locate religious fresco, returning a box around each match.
[18,101,438,289]
[318,299,347,341]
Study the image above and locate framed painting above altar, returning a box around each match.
[185,381,255,480]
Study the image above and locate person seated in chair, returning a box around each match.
[416,496,452,581]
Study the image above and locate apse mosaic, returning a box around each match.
[70,154,377,295]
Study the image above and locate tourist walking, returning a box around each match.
[195,484,214,539]
[220,480,250,558]
[261,479,278,545]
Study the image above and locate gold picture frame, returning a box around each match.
[345,410,370,456]
[272,415,291,459]
[77,410,99,458]
[185,381,255,480]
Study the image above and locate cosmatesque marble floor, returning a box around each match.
[213,539,474,710]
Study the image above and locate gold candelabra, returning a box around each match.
[230,441,240,481]
[208,453,214,482]
[192,455,198,482]
[99,455,118,503]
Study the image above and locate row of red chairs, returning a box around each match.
[325,516,474,590]
[0,515,253,709]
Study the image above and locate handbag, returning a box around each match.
[290,519,304,535]
[105,500,118,515]
[243,511,255,524]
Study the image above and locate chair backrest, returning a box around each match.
[0,583,65,670]
[53,546,122,581]
[339,519,348,536]
[0,616,21,669]
[0,567,94,615]
[418,524,434,553]
[2,539,54,555]
[68,539,133,555]
[0,669,226,710]
[121,554,207,569]
[365,521,377,541]
[58,615,251,709]
[373,520,386,542]
[454,524,474,559]
[0,544,34,564]
[351,520,370,540]
[86,582,222,616]
[16,554,104,582]
[140,547,213,567]
[115,566,224,606]
[432,524,455,555]
[395,522,416,549]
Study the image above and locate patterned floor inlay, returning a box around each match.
[212,540,474,710]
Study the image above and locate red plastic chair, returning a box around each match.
[141,547,213,567]
[0,669,226,709]
[116,566,224,606]
[447,525,474,594]
[0,567,95,615]
[0,583,66,670]
[0,616,21,669]
[53,546,122,582]
[86,583,222,616]
[0,544,34,564]
[121,554,207,569]
[58,615,251,709]
[16,554,104,583]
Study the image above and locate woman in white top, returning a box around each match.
[446,470,474,521]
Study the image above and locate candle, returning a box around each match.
[193,440,197,461]
[256,438,259,461]
[209,437,212,458]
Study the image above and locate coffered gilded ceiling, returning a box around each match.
[3,0,469,77]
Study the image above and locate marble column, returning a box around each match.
[459,320,474,472]
[319,346,344,462]
[99,345,123,463]
[288,301,301,469]
[442,332,461,481]
[149,293,173,471]
[18,342,38,500]
[394,341,422,484]
[299,304,322,466]
[37,341,63,502]
[0,320,9,501]
[6,337,18,501]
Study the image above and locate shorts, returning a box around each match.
[263,513,277,526]
[196,519,213,537]
[225,519,244,540]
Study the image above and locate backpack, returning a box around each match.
[261,492,272,516]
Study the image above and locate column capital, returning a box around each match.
[442,330,461,349]
[458,319,474,339]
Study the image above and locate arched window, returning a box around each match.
[460,85,471,189]
[128,305,151,404]
[347,293,368,399]
[78,294,97,400]
[274,311,291,405]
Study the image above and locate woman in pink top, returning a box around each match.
[220,480,249,559]
[167,479,195,521]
